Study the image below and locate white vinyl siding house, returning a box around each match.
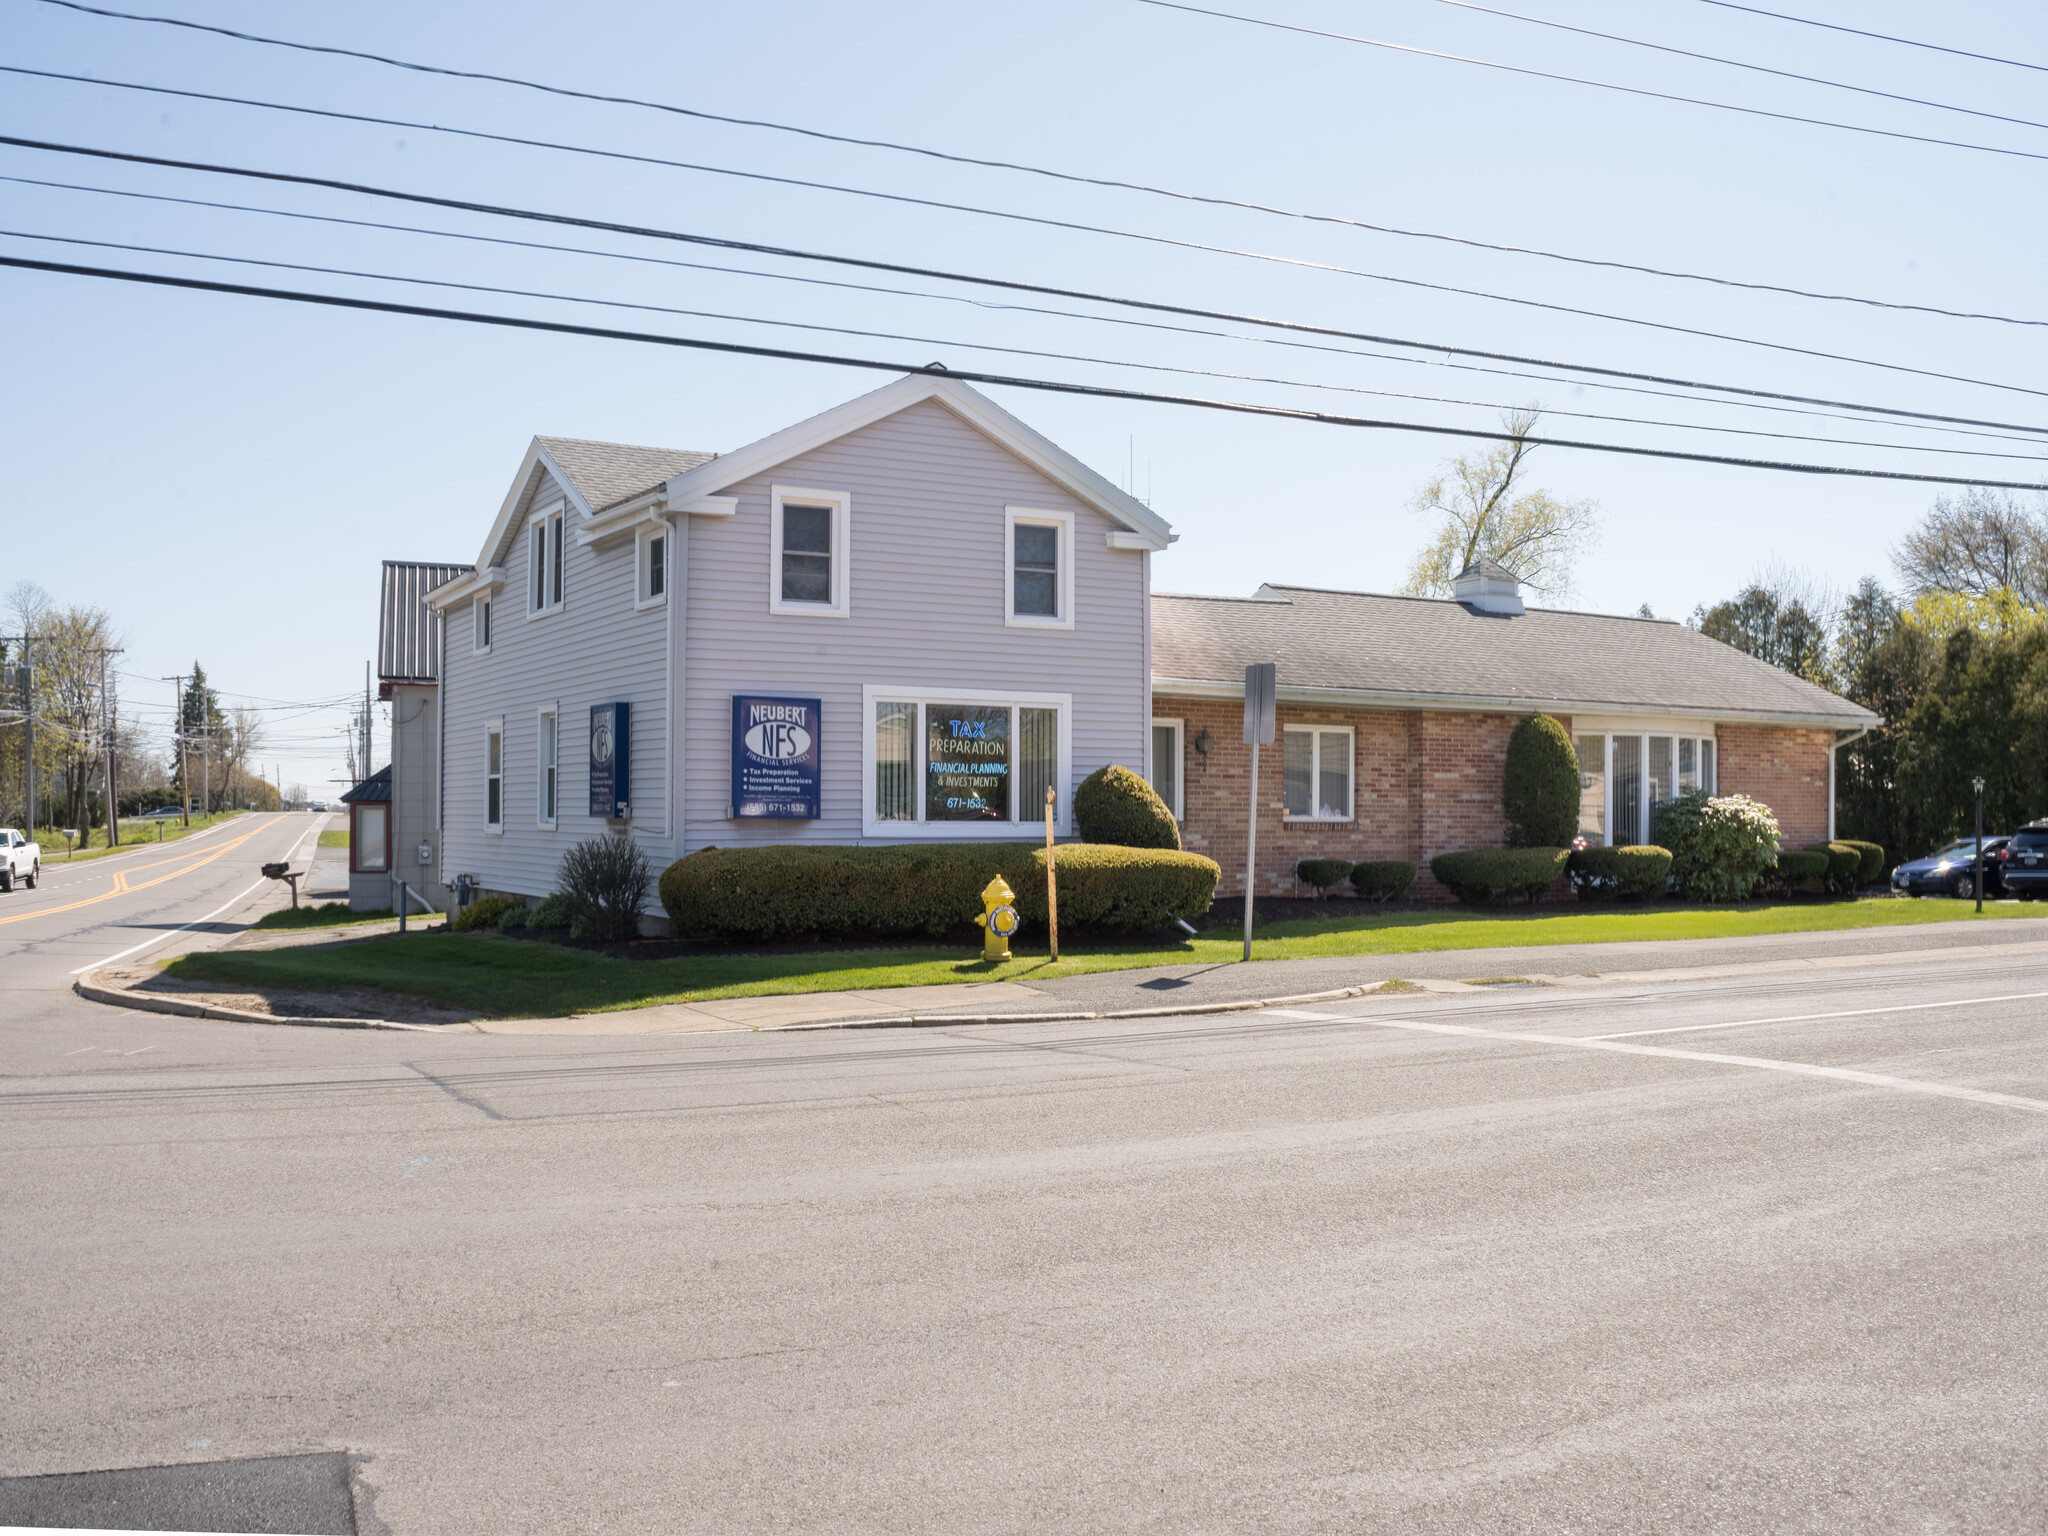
[427,377,1171,920]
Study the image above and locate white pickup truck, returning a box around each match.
[0,829,41,891]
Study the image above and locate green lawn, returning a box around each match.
[248,902,393,931]
[317,830,350,849]
[163,894,2046,1021]
[27,810,249,861]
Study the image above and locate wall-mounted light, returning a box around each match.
[1192,727,1213,760]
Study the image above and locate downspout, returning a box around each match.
[1830,723,1874,842]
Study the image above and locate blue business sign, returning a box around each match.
[588,701,630,818]
[731,695,821,818]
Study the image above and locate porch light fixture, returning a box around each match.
[1192,727,1213,760]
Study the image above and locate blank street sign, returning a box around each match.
[1243,663,1276,745]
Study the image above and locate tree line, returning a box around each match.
[1,581,274,840]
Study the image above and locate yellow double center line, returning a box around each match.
[0,822,276,928]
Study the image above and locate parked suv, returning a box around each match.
[2000,821,2048,901]
[1891,836,2010,899]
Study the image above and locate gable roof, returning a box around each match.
[658,374,1174,550]
[1151,584,1879,728]
[534,437,716,515]
[378,560,468,683]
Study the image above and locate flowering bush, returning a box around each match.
[1652,790,1781,902]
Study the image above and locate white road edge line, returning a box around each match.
[1587,990,2048,1040]
[70,875,273,975]
[1261,1008,2048,1116]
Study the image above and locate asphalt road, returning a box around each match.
[3,828,2046,1532]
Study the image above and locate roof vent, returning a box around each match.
[1450,558,1525,616]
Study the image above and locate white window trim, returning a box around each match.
[484,717,504,835]
[860,683,1072,838]
[634,522,669,609]
[472,595,493,655]
[1004,506,1076,630]
[1281,723,1356,823]
[769,485,850,618]
[1585,729,1719,846]
[1151,716,1185,821]
[527,500,566,617]
[536,703,559,830]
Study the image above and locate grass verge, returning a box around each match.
[317,829,350,849]
[29,811,250,862]
[248,903,394,931]
[162,894,2045,1020]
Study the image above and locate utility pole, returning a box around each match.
[363,659,373,784]
[164,675,188,826]
[4,632,30,837]
[87,645,125,847]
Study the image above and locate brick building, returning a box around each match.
[1146,563,1879,898]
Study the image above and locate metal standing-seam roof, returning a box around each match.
[535,437,717,513]
[1151,584,1880,728]
[378,561,469,684]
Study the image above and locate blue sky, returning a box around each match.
[3,0,2043,792]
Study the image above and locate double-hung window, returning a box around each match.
[1282,725,1353,821]
[485,720,503,832]
[1150,718,1184,819]
[529,502,565,615]
[1005,508,1075,629]
[864,686,1070,835]
[536,706,558,829]
[473,596,492,654]
[770,486,849,616]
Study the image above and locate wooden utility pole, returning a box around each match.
[164,675,188,826]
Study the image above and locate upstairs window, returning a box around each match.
[636,523,668,607]
[473,596,493,654]
[529,503,565,614]
[770,486,849,616]
[1005,508,1075,629]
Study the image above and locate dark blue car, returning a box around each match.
[1891,836,2010,900]
[1999,822,2048,900]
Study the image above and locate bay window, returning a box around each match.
[863,686,1070,835]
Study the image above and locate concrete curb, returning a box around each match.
[72,974,444,1032]
[767,981,1396,1032]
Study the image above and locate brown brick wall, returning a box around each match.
[1157,696,1838,895]
[1717,723,1834,849]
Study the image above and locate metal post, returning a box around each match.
[104,660,119,848]
[165,675,188,827]
[1241,663,1276,963]
[1973,775,1985,914]
[1243,737,1260,962]
[1044,784,1058,963]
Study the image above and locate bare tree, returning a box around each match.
[1690,562,1840,687]
[223,706,265,809]
[1400,411,1600,599]
[1892,487,2048,605]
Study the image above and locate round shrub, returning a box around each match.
[1653,790,1781,902]
[1568,845,1673,901]
[1429,846,1569,904]
[498,903,530,932]
[1350,860,1416,902]
[1804,841,1862,895]
[1772,850,1830,887]
[1502,713,1581,849]
[528,892,573,930]
[1072,764,1180,849]
[1296,857,1354,894]
[658,842,1219,943]
[451,892,520,933]
[1837,839,1886,884]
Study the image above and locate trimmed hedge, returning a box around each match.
[452,893,521,933]
[1503,713,1581,849]
[1837,839,1886,884]
[1568,845,1673,901]
[657,842,1219,943]
[1296,857,1354,894]
[1350,860,1416,902]
[1804,841,1862,895]
[1072,765,1180,850]
[1773,850,1830,886]
[1429,846,1570,905]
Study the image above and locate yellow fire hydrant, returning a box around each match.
[975,874,1020,963]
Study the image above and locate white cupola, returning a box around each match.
[1450,558,1526,616]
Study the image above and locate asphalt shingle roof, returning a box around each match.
[536,437,717,513]
[1152,584,1878,726]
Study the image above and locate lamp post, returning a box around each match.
[1972,776,1986,915]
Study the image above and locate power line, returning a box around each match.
[1134,0,2048,164]
[3,76,2027,381]
[1681,0,2048,76]
[5,134,2045,438]
[6,252,2045,491]
[10,14,2040,328]
[13,223,2040,463]
[1417,0,2048,135]
[14,171,2038,452]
